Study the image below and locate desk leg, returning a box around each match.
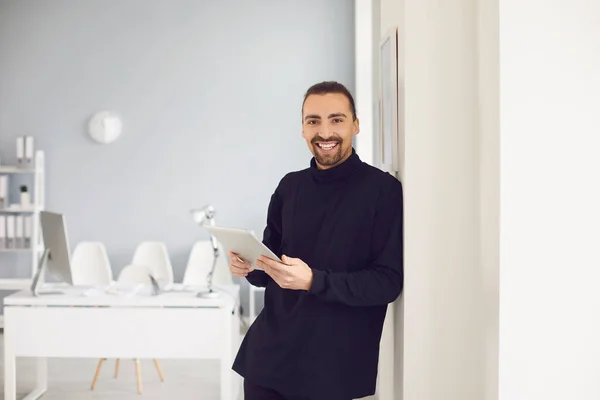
[19,358,48,400]
[4,313,16,400]
[36,357,48,392]
[220,309,233,400]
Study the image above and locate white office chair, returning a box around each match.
[182,240,232,286]
[71,242,113,286]
[90,264,164,395]
[116,264,153,285]
[131,241,174,287]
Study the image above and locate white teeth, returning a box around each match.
[318,143,337,150]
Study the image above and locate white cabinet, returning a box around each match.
[0,150,45,327]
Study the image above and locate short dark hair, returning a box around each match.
[302,81,357,121]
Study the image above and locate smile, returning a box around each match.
[316,142,339,151]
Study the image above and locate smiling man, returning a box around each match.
[229,81,404,400]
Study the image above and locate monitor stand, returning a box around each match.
[30,249,65,296]
[149,274,161,296]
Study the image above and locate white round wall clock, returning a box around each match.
[88,111,123,144]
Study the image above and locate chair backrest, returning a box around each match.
[182,240,232,286]
[71,241,113,286]
[117,264,152,285]
[131,241,174,285]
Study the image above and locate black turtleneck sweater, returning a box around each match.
[232,148,404,400]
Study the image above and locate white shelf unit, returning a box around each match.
[0,150,45,294]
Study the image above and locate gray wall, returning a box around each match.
[0,0,355,316]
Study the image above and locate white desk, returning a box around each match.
[3,284,241,400]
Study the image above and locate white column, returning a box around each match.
[356,4,396,399]
[499,1,600,399]
[402,0,485,399]
[477,0,500,399]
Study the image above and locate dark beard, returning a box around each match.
[311,135,344,167]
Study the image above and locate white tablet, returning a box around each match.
[203,225,281,270]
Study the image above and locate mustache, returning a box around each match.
[311,135,341,144]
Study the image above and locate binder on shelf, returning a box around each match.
[0,215,5,249]
[15,215,23,248]
[24,215,32,248]
[25,136,35,166]
[6,215,15,248]
[0,175,7,208]
[0,148,44,310]
[16,136,25,166]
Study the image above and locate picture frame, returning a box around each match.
[378,27,399,174]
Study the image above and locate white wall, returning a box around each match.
[362,1,600,399]
[402,0,484,399]
[361,0,491,399]
[361,0,494,399]
[384,0,405,396]
[478,1,500,400]
[367,1,405,398]
[498,1,600,399]
[0,0,356,317]
[356,1,401,397]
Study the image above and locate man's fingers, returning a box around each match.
[230,263,252,273]
[227,250,237,261]
[261,262,274,276]
[228,252,255,277]
[229,263,247,277]
[257,256,294,289]
[259,257,291,278]
[228,251,248,263]
[229,252,252,269]
[282,255,295,264]
[231,258,251,269]
[258,256,283,270]
[263,263,286,284]
[230,261,252,272]
[263,267,280,284]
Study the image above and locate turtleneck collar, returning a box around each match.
[309,147,362,183]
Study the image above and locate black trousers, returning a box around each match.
[243,379,353,400]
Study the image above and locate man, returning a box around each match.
[229,81,404,400]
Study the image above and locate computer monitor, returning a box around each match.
[31,211,74,296]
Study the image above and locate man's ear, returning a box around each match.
[353,117,360,136]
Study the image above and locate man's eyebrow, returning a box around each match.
[304,114,321,121]
[303,113,348,121]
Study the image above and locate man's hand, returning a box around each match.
[227,250,254,277]
[257,255,314,291]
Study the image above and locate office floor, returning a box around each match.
[0,332,375,400]
[0,332,241,400]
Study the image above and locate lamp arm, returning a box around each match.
[191,205,222,298]
[207,246,219,293]
[208,218,219,251]
[207,231,219,293]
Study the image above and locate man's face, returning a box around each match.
[302,93,360,170]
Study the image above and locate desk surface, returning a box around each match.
[4,284,240,308]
